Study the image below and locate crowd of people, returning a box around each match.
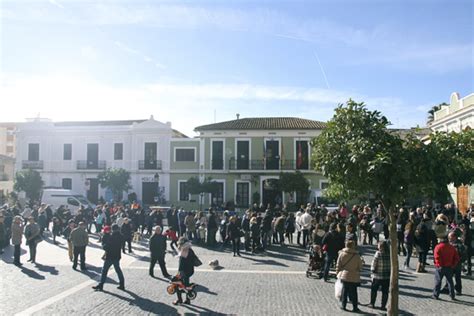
[0,200,473,310]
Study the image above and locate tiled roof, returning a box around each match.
[195,117,327,131]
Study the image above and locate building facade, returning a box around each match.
[430,92,474,213]
[15,117,187,204]
[0,154,15,203]
[0,122,17,158]
[168,117,328,211]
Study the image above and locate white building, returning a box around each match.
[15,117,188,204]
[430,92,474,213]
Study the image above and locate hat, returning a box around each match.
[103,226,111,233]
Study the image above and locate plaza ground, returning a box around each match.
[1,233,473,315]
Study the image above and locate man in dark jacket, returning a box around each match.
[92,224,125,291]
[120,217,133,253]
[149,226,171,278]
[319,223,340,281]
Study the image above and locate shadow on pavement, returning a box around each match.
[181,303,226,315]
[34,262,59,275]
[20,265,46,280]
[100,289,179,314]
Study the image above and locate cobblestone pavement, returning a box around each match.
[1,232,473,315]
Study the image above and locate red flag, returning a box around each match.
[297,142,303,169]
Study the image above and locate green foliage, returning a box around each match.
[427,103,447,124]
[312,99,474,205]
[14,169,44,202]
[312,99,407,204]
[186,177,220,195]
[97,168,132,201]
[252,192,260,204]
[277,171,310,193]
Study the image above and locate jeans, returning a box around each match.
[122,239,132,252]
[302,229,309,248]
[14,244,21,264]
[341,281,358,310]
[370,278,389,308]
[320,253,335,280]
[404,244,413,267]
[99,259,125,287]
[443,266,462,294]
[73,245,86,269]
[150,255,169,277]
[28,241,37,262]
[433,267,454,298]
[232,238,241,255]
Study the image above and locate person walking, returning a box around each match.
[11,215,23,266]
[336,240,363,312]
[300,208,313,248]
[70,222,89,271]
[443,231,465,295]
[285,212,295,244]
[24,217,41,263]
[63,220,76,262]
[226,216,242,256]
[319,223,340,282]
[149,226,171,278]
[414,218,430,273]
[92,224,125,291]
[432,236,460,300]
[403,220,415,270]
[368,241,390,311]
[120,217,133,254]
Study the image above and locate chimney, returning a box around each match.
[236,113,240,120]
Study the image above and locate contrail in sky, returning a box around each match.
[314,51,330,89]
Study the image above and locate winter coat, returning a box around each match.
[149,233,167,258]
[226,222,241,240]
[24,223,40,245]
[11,222,23,245]
[336,247,363,283]
[70,227,89,247]
[178,247,197,278]
[103,231,123,261]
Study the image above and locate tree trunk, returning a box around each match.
[388,204,399,315]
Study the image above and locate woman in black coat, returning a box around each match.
[414,218,430,273]
[174,238,198,305]
[226,216,241,256]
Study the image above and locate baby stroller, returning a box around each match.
[167,275,198,301]
[306,244,324,278]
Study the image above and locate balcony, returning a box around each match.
[228,159,309,171]
[139,160,162,170]
[22,160,44,170]
[76,160,106,170]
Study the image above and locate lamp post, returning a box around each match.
[154,173,159,205]
[199,192,204,211]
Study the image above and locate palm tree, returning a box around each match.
[427,103,448,124]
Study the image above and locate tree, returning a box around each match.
[427,103,446,124]
[97,168,132,202]
[312,99,474,315]
[277,171,310,204]
[14,169,44,202]
[186,177,220,209]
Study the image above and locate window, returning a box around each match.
[211,140,224,170]
[211,182,224,206]
[236,182,249,207]
[114,143,123,160]
[175,148,195,162]
[28,143,40,161]
[295,140,309,170]
[62,178,72,190]
[63,144,72,160]
[179,181,189,201]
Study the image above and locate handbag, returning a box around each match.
[335,279,343,299]
[193,254,202,267]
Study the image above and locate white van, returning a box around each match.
[41,189,95,214]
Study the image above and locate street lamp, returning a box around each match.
[199,192,205,211]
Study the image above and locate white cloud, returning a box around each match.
[0,73,420,136]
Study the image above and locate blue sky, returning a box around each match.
[1,0,473,136]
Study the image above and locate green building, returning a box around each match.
[169,117,328,211]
